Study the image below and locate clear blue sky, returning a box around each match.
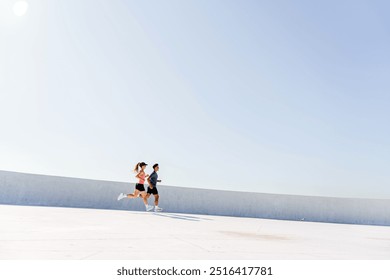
[1,0,390,198]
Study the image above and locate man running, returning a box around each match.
[146,163,163,212]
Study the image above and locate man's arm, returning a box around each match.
[147,177,153,188]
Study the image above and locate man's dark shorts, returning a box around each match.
[135,183,145,192]
[147,186,158,195]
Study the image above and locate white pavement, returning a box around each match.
[1,204,390,260]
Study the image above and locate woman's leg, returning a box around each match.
[127,189,140,198]
[143,193,152,205]
[140,192,153,211]
[140,192,149,205]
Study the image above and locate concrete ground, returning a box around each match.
[0,204,389,259]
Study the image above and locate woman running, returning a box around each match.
[117,162,154,211]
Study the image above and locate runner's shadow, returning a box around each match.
[153,212,212,222]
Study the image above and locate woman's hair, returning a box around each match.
[134,162,147,173]
[134,162,140,173]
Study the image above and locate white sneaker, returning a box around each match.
[117,193,126,201]
[154,206,163,212]
[146,205,154,212]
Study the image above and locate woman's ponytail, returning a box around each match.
[133,162,140,173]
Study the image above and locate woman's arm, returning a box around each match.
[135,171,143,180]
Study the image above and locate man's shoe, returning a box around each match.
[154,206,163,212]
[146,205,154,211]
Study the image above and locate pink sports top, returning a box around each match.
[138,172,146,184]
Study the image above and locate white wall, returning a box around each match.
[1,170,390,226]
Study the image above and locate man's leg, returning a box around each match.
[153,194,159,206]
[153,194,163,211]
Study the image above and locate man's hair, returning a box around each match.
[153,163,159,169]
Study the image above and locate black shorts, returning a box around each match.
[147,186,158,195]
[135,183,145,192]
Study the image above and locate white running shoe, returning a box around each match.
[146,205,154,212]
[117,193,126,201]
[154,206,163,212]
